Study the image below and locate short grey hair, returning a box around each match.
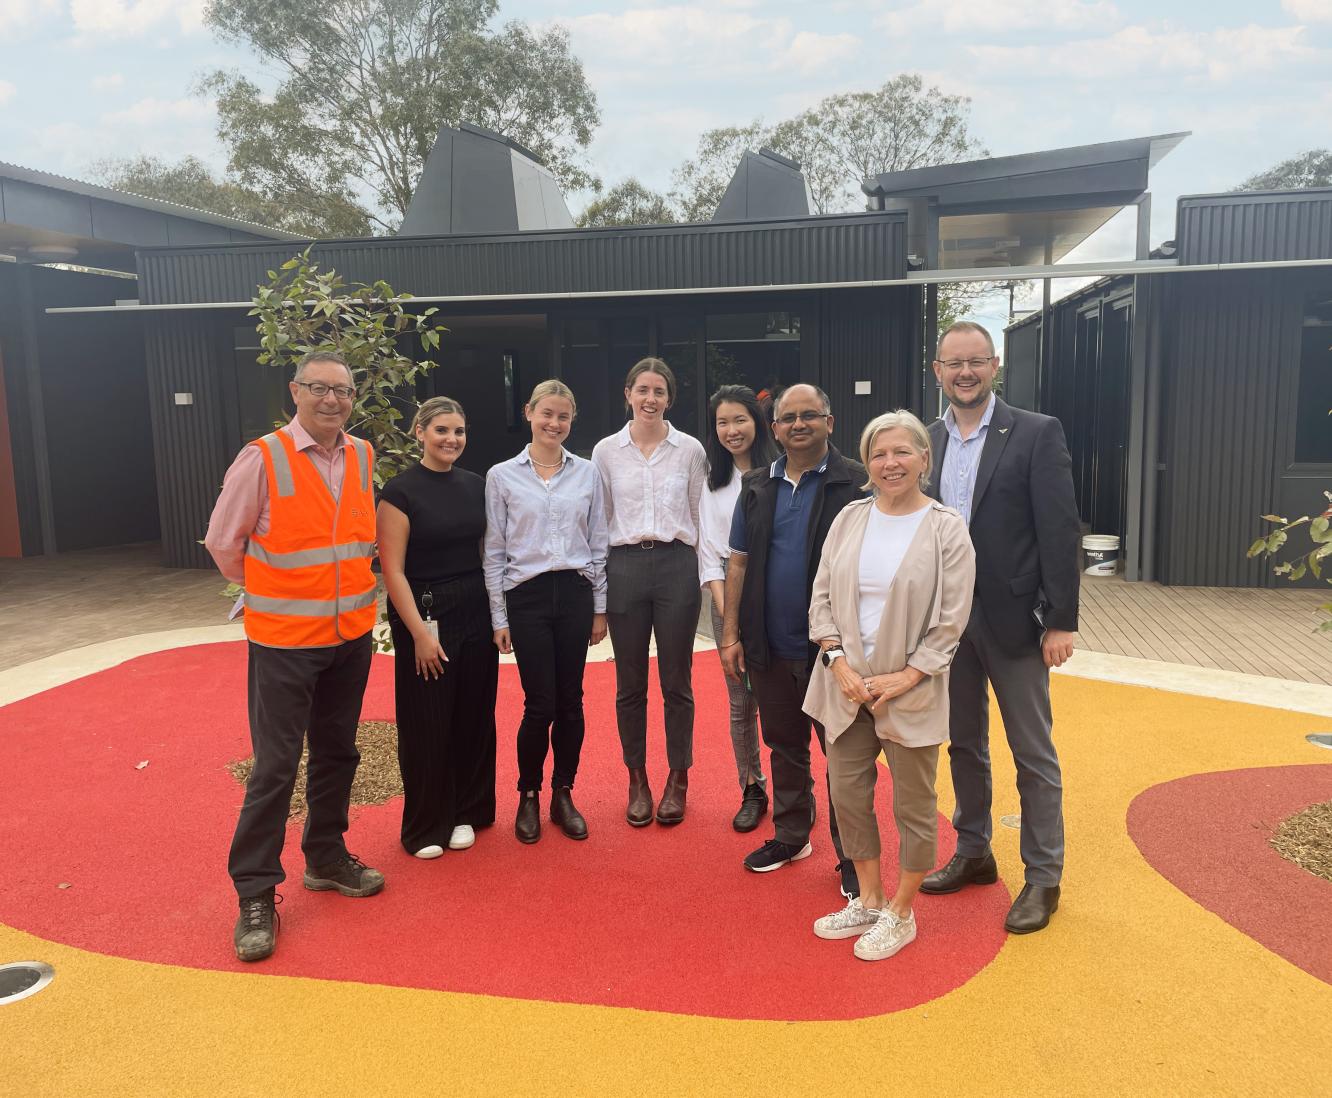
[858,409,932,492]
[293,349,353,383]
[773,383,831,418]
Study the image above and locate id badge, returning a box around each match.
[422,619,439,642]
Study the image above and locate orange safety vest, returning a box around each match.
[242,428,377,648]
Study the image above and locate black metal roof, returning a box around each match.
[1176,186,1332,265]
[135,211,908,305]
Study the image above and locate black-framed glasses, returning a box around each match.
[296,381,357,400]
[774,411,830,427]
[936,357,995,372]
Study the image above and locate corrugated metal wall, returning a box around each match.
[144,314,231,568]
[1178,190,1332,264]
[137,214,907,305]
[816,287,915,452]
[1157,270,1302,586]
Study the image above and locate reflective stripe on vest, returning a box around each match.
[245,588,378,617]
[245,540,377,569]
[256,432,296,497]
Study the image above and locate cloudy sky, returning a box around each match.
[1,0,1329,328]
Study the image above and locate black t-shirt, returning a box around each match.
[378,462,486,585]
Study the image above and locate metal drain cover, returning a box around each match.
[0,962,54,1005]
[1308,734,1332,751]
[1000,814,1022,829]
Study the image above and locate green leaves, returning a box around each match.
[1249,484,1332,631]
[250,247,448,486]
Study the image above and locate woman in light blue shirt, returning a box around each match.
[483,379,608,844]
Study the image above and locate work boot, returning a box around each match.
[550,786,588,840]
[234,887,280,962]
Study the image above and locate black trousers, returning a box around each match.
[605,540,701,770]
[506,570,595,793]
[229,634,372,898]
[389,571,498,853]
[749,655,846,860]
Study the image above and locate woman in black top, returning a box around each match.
[377,396,497,858]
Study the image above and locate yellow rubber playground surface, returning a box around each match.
[2,629,1329,1098]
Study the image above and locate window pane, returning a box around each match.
[233,327,290,443]
[1296,291,1332,464]
[705,312,801,414]
[659,315,699,438]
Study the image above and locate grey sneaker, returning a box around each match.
[854,908,917,961]
[303,853,385,897]
[234,888,280,962]
[813,897,882,940]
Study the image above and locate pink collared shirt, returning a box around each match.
[204,420,348,585]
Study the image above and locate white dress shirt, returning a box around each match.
[591,422,707,548]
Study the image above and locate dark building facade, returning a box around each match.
[1005,187,1332,587]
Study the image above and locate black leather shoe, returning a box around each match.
[656,769,688,825]
[626,767,653,827]
[550,786,588,840]
[515,791,540,844]
[919,851,999,894]
[731,783,769,833]
[1005,884,1060,934]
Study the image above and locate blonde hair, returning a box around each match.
[527,378,577,416]
[859,409,932,492]
[411,396,465,436]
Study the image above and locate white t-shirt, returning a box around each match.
[858,502,932,661]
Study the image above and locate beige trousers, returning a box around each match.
[827,706,939,871]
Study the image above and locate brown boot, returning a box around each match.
[626,767,653,827]
[656,768,689,825]
[550,786,589,840]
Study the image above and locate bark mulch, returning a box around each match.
[1270,799,1332,884]
[228,721,403,818]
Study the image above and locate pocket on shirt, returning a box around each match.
[659,471,688,515]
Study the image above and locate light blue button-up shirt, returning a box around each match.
[483,448,609,630]
[939,394,996,526]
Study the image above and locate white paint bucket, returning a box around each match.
[1082,534,1120,576]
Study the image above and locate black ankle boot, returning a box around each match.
[515,791,541,844]
[550,786,588,840]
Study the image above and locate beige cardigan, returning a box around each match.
[803,497,976,749]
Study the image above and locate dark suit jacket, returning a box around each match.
[926,397,1080,656]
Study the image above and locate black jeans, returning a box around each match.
[229,635,372,897]
[507,570,594,792]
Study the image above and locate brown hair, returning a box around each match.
[935,320,995,360]
[623,357,676,411]
[411,396,466,436]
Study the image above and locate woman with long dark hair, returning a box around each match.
[377,397,497,859]
[484,379,608,843]
[699,385,779,831]
[592,358,707,827]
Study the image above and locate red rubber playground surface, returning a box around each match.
[2,638,1330,1097]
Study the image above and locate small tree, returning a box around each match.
[250,247,447,485]
[1248,489,1332,632]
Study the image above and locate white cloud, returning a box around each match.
[0,0,59,33]
[1283,0,1332,23]
[0,80,15,107]
[102,95,213,128]
[967,22,1318,82]
[878,0,1120,36]
[68,0,205,39]
[91,72,125,91]
[777,31,862,76]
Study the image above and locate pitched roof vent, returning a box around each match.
[711,148,813,222]
[400,123,574,236]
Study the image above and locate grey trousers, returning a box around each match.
[748,656,846,860]
[707,578,765,791]
[606,541,701,770]
[947,608,1064,887]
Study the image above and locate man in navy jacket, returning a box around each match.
[921,321,1081,934]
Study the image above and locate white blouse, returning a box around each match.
[698,472,743,586]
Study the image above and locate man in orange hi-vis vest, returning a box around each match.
[205,350,385,962]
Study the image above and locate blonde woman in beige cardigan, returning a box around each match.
[802,410,975,962]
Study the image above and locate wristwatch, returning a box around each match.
[821,646,845,667]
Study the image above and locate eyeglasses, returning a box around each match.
[936,357,995,372]
[296,381,357,400]
[774,411,830,427]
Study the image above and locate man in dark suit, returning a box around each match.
[920,321,1080,933]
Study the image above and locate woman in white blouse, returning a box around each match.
[592,358,707,828]
[699,385,779,832]
[802,410,975,962]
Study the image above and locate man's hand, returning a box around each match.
[1042,628,1075,668]
[720,641,745,682]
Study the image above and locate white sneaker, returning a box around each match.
[448,825,475,850]
[413,845,444,860]
[854,909,917,961]
[813,897,882,940]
